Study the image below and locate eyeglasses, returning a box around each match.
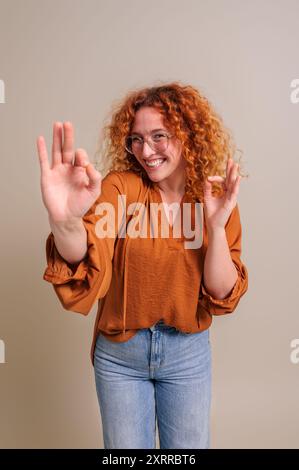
[125,131,173,155]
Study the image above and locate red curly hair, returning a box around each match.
[94,81,247,202]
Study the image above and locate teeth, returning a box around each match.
[145,159,165,167]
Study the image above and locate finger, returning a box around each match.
[74,148,89,167]
[208,175,228,193]
[226,157,233,169]
[227,174,241,202]
[207,176,225,182]
[36,136,50,174]
[85,163,102,191]
[62,121,74,164]
[51,122,63,167]
[227,161,238,194]
[203,177,214,199]
[225,158,234,189]
[232,174,241,195]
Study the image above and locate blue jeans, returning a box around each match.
[93,320,212,449]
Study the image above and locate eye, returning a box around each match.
[131,136,142,143]
[152,133,167,141]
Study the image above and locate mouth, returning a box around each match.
[144,158,166,170]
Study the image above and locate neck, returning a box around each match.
[157,180,185,197]
[156,160,186,196]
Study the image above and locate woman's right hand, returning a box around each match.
[36,122,102,224]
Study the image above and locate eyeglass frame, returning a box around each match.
[125,130,174,155]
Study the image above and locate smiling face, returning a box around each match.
[130,106,187,192]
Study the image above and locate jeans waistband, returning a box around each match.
[149,320,177,332]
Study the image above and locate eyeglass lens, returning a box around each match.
[126,133,169,154]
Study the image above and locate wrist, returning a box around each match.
[48,215,84,233]
[207,226,226,238]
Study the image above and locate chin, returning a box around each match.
[146,171,167,182]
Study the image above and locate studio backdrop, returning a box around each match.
[0,0,298,449]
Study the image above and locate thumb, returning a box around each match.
[203,178,212,199]
[85,163,102,191]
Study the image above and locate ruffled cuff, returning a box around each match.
[42,217,111,315]
[199,263,248,315]
[43,232,89,285]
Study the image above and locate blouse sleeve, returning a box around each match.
[42,170,125,315]
[199,203,249,315]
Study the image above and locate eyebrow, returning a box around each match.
[130,128,167,136]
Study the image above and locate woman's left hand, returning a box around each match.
[203,158,242,232]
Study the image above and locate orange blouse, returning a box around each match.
[43,170,248,367]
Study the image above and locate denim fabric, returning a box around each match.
[93,320,212,449]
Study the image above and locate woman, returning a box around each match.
[37,82,248,449]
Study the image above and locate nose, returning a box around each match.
[141,140,155,158]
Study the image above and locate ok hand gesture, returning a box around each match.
[36,122,102,224]
[203,158,242,232]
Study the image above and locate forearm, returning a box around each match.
[48,216,88,265]
[203,228,238,299]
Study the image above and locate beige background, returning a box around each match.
[0,0,298,448]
